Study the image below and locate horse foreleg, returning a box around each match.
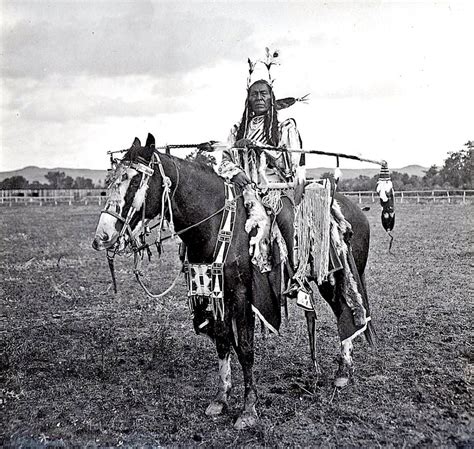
[233,309,257,430]
[206,336,232,416]
[335,338,354,388]
[305,310,322,378]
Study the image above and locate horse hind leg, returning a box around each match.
[335,338,354,388]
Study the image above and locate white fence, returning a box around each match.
[0,188,473,206]
[344,189,473,204]
[0,188,107,206]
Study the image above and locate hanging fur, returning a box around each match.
[242,186,272,273]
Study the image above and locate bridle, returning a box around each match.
[102,149,241,297]
[101,151,174,255]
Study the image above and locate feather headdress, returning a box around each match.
[246,48,309,111]
[247,47,280,88]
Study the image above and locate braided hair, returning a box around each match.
[236,80,280,146]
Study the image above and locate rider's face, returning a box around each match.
[248,82,272,116]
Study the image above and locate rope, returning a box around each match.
[147,193,242,243]
[134,267,182,299]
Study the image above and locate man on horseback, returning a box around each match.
[218,50,310,310]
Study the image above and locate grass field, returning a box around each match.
[1,202,472,447]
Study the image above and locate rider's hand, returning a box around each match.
[231,172,251,189]
[234,138,254,149]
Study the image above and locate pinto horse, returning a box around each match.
[92,134,375,429]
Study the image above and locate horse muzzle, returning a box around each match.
[92,232,120,251]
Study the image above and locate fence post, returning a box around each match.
[417,193,420,204]
[358,192,361,204]
[401,192,404,204]
[463,191,466,204]
[371,192,374,203]
[432,191,435,203]
[447,190,450,204]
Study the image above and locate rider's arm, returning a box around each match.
[280,118,305,185]
[217,124,247,181]
[279,118,304,178]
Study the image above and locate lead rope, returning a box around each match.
[134,250,183,298]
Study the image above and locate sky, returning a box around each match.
[1,0,473,172]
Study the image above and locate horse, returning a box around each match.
[92,133,376,429]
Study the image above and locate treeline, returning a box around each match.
[0,171,98,190]
[329,141,473,192]
[2,142,472,192]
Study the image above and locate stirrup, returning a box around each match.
[296,289,313,311]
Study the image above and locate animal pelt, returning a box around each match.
[242,185,272,272]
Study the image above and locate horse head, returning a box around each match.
[92,133,163,252]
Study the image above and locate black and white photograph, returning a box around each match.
[1,1,472,447]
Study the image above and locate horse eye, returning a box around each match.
[121,173,128,182]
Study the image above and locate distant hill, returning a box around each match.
[307,165,428,179]
[0,166,107,186]
[0,164,428,185]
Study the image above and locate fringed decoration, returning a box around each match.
[293,181,331,285]
[376,164,395,232]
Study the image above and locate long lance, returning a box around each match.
[244,143,387,167]
[108,141,387,167]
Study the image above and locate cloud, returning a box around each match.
[2,1,255,79]
[3,74,200,124]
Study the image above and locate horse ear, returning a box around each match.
[145,133,155,148]
[132,137,141,148]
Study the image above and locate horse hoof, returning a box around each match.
[205,401,226,416]
[234,412,257,430]
[334,376,350,388]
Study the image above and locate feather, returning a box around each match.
[275,94,310,111]
[247,58,255,74]
[297,93,310,103]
